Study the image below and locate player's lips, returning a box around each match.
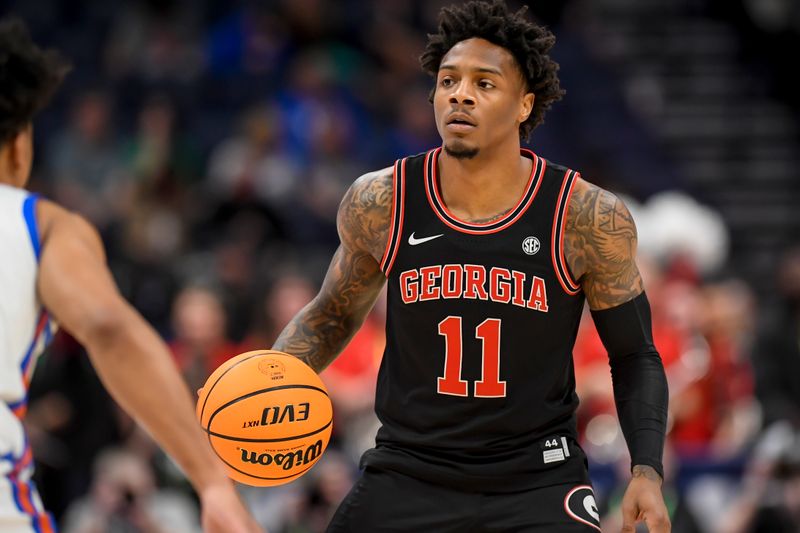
[446,112,477,132]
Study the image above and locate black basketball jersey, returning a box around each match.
[360,148,590,492]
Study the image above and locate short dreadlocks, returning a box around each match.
[420,0,564,140]
[0,18,69,144]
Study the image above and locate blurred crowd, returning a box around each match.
[4,0,799,531]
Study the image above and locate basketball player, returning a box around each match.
[0,19,261,533]
[274,1,670,531]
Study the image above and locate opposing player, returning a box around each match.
[274,1,670,531]
[0,18,261,533]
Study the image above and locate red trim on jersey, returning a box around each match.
[12,477,37,516]
[379,160,400,271]
[9,446,33,478]
[384,158,406,276]
[551,170,582,295]
[21,310,49,387]
[11,403,27,420]
[430,147,536,227]
[559,172,581,292]
[37,513,57,533]
[425,147,545,235]
[8,472,56,533]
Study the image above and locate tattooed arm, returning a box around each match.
[565,178,671,532]
[272,168,392,373]
[563,177,643,310]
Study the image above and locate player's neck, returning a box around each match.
[0,162,17,187]
[437,142,531,222]
[0,172,22,188]
[0,147,23,188]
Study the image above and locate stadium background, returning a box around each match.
[3,0,800,531]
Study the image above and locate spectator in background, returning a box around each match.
[244,273,317,351]
[666,277,758,458]
[206,103,300,208]
[204,3,290,80]
[47,90,124,228]
[103,1,203,85]
[61,448,200,533]
[114,96,195,266]
[302,103,365,230]
[294,451,357,533]
[753,247,800,429]
[386,85,441,158]
[716,422,800,533]
[276,49,370,244]
[695,279,759,456]
[123,94,202,197]
[238,451,358,533]
[169,284,239,393]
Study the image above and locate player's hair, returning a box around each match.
[420,0,564,140]
[0,18,69,144]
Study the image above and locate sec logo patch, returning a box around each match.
[564,485,601,531]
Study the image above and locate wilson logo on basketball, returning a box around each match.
[239,440,323,471]
[241,403,311,429]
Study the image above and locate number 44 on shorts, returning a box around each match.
[541,436,571,464]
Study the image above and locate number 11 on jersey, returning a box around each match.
[437,316,507,398]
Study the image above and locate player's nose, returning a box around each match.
[449,82,475,107]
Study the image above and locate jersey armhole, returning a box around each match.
[379,158,406,277]
[22,194,42,262]
[551,170,581,295]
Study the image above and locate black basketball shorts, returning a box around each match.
[326,467,601,532]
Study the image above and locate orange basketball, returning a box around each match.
[196,350,333,487]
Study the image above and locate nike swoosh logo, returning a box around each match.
[408,232,444,246]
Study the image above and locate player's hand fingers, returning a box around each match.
[200,483,264,533]
[643,510,671,533]
[620,500,638,532]
[203,511,264,533]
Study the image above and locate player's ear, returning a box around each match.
[519,93,534,123]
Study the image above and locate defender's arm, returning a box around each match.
[35,200,260,533]
[565,179,670,531]
[273,168,393,372]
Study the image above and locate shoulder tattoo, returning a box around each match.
[563,179,644,309]
[337,167,394,263]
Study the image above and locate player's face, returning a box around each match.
[433,38,533,159]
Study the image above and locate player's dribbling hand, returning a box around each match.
[620,466,671,533]
[200,482,265,533]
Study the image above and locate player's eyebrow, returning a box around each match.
[439,64,504,77]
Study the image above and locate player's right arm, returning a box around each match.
[273,167,393,372]
[34,200,262,533]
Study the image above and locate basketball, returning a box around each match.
[196,350,333,487]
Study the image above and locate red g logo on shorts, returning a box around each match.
[564,485,601,531]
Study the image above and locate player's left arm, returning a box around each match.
[565,177,670,533]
